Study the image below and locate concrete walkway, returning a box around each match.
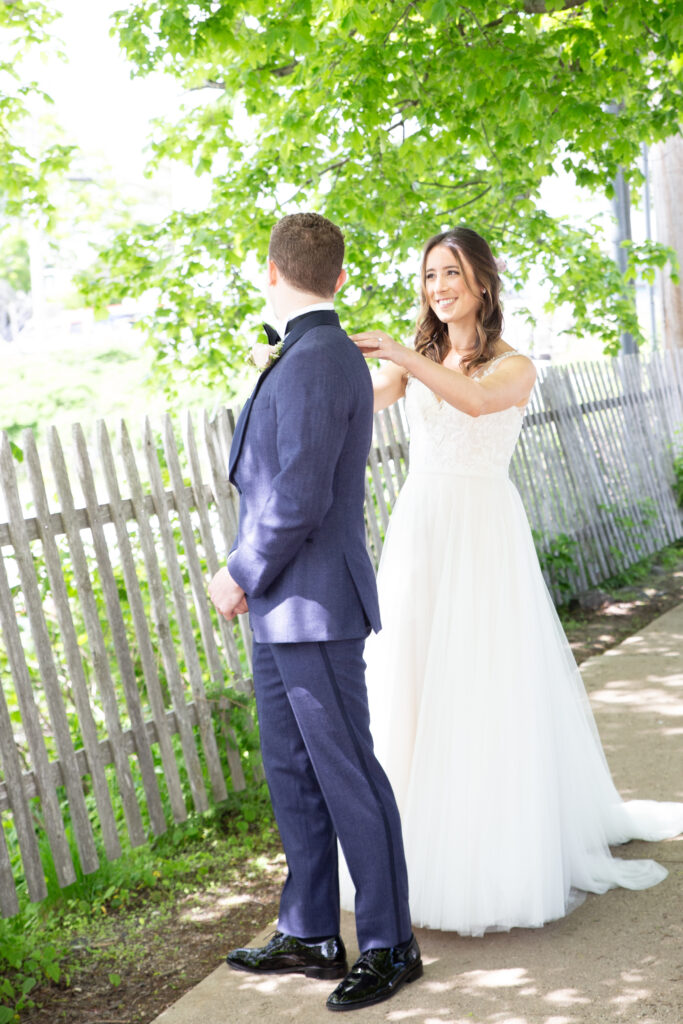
[152,604,683,1024]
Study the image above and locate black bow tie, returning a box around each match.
[262,322,282,346]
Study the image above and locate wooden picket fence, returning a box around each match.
[511,350,682,598]
[0,350,682,917]
[368,349,683,600]
[0,408,250,918]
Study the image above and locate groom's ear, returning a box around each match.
[267,259,279,287]
[333,268,347,295]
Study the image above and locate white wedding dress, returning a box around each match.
[342,352,683,936]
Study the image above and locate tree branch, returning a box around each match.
[523,0,589,11]
[388,98,421,132]
[459,6,498,44]
[191,79,226,92]
[383,0,423,45]
[396,99,421,114]
[351,285,379,317]
[414,178,486,190]
[194,56,299,93]
[434,185,492,216]
[276,156,352,211]
[322,156,352,176]
[265,59,300,78]
[483,0,590,31]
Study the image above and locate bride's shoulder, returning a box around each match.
[476,347,534,379]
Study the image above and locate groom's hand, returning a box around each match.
[208,567,248,620]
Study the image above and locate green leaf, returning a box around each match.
[8,441,23,463]
[69,0,683,384]
[44,962,60,983]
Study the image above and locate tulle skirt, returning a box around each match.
[341,469,683,936]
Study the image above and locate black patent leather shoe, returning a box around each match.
[326,934,422,1011]
[226,930,348,980]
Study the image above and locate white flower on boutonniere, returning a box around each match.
[250,340,283,371]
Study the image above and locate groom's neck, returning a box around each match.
[272,284,334,322]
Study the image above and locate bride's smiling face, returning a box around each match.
[424,244,483,327]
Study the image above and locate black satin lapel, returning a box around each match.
[228,395,252,481]
[228,362,280,481]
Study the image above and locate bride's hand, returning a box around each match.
[351,330,406,364]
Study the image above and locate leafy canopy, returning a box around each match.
[80,0,683,390]
[0,0,73,223]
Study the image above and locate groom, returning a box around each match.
[208,212,421,1012]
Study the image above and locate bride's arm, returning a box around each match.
[363,359,408,413]
[354,331,536,416]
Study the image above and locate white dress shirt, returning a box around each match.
[280,301,335,341]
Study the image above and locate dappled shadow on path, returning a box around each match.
[153,609,683,1024]
[155,878,683,1024]
[580,605,683,802]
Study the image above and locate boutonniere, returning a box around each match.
[250,340,283,372]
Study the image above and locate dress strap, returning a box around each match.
[474,350,520,381]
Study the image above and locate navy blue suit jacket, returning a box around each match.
[227,310,381,643]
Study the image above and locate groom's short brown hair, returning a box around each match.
[269,212,345,298]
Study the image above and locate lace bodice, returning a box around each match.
[405,352,525,478]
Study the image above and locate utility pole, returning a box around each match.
[642,144,658,350]
[650,134,683,351]
[605,104,637,357]
[610,167,637,356]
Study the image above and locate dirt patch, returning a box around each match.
[561,558,683,665]
[23,852,287,1024]
[20,551,683,1024]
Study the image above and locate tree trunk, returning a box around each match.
[650,134,683,350]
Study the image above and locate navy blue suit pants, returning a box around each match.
[252,638,412,951]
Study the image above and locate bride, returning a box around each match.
[344,226,683,936]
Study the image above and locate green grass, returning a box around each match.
[0,329,271,1021]
[0,784,277,1022]
[598,539,683,591]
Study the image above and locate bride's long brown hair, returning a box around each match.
[415,227,504,374]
